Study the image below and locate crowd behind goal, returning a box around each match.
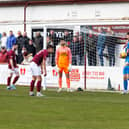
[0,27,121,67]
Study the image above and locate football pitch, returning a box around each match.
[0,86,129,129]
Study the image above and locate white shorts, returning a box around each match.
[8,68,19,76]
[30,62,41,76]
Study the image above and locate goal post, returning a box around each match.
[42,23,127,90]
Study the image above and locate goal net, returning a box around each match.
[40,24,126,90]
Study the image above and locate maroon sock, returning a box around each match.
[37,80,41,92]
[12,76,19,85]
[7,77,11,86]
[30,80,35,92]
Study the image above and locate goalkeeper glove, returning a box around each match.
[68,64,72,72]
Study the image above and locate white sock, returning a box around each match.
[29,91,34,94]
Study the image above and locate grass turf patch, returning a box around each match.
[0,86,129,129]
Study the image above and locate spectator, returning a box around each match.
[34,32,43,53]
[86,30,97,66]
[105,27,117,66]
[75,31,79,39]
[79,35,84,65]
[47,36,53,46]
[7,30,16,50]
[97,28,106,66]
[49,30,58,44]
[1,32,7,48]
[49,30,58,66]
[16,31,24,64]
[70,36,80,65]
[0,46,8,63]
[22,32,30,49]
[46,36,53,66]
[27,39,36,57]
[63,30,72,46]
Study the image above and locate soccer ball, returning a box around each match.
[120,51,127,59]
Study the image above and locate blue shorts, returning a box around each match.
[123,65,129,75]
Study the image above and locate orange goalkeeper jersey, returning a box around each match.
[55,46,72,68]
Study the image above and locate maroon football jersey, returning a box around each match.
[0,51,8,63]
[32,49,48,66]
[8,50,17,69]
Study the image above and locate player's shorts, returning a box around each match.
[8,68,19,76]
[59,66,69,73]
[123,65,129,75]
[30,62,41,76]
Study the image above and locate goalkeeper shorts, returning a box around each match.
[59,67,69,74]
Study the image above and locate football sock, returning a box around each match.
[30,80,35,92]
[59,77,62,88]
[7,76,11,86]
[124,80,128,91]
[66,78,70,89]
[12,76,19,85]
[37,80,41,92]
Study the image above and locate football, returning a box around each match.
[120,51,127,59]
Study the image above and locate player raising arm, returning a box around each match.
[55,40,72,92]
[120,32,129,94]
[29,45,53,97]
[7,43,19,90]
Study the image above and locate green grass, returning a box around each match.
[0,86,129,129]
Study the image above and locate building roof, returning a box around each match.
[0,0,128,6]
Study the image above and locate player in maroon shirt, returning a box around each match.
[0,46,8,63]
[7,43,19,90]
[30,45,53,96]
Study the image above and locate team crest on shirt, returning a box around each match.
[61,52,68,56]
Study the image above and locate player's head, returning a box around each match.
[22,47,28,56]
[60,39,67,46]
[47,44,54,53]
[12,43,18,51]
[126,32,129,40]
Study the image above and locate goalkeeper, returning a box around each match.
[55,39,72,92]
